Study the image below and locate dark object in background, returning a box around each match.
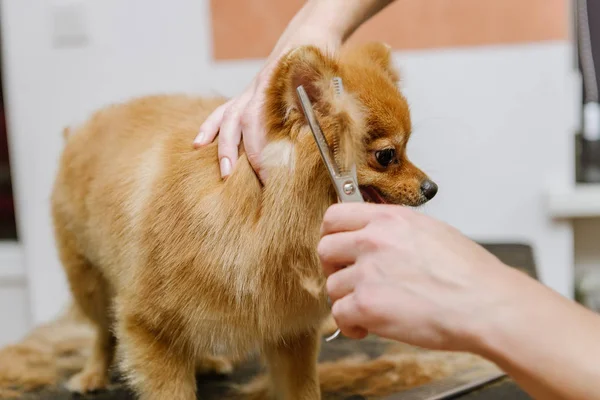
[0,26,18,240]
[576,0,600,183]
[585,0,600,99]
[576,133,600,183]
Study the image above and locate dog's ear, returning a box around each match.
[266,45,340,123]
[265,45,366,170]
[342,42,400,84]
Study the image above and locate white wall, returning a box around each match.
[0,243,29,346]
[0,0,580,325]
[1,0,217,325]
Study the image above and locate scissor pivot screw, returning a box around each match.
[343,181,356,195]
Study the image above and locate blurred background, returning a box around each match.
[0,0,598,346]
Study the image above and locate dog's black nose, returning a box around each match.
[420,179,438,200]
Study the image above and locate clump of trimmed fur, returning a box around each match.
[0,304,93,398]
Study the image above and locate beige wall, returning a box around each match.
[210,0,568,60]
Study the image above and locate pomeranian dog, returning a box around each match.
[50,42,437,400]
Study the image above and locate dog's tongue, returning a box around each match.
[360,187,388,204]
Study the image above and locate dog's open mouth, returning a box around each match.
[359,186,388,204]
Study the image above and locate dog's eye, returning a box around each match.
[375,148,396,167]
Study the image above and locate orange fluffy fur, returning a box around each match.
[49,43,437,399]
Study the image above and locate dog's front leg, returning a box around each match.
[264,329,321,400]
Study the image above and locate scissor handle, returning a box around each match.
[333,167,365,203]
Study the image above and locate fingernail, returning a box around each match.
[220,157,231,177]
[193,132,206,147]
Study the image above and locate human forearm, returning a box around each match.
[268,0,397,59]
[474,268,600,400]
[304,0,397,42]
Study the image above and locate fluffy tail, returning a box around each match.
[235,345,489,399]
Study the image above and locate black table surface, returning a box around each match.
[15,243,535,400]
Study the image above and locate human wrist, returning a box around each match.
[461,267,600,400]
[267,0,399,69]
[300,0,347,43]
[458,264,538,358]
[270,0,397,63]
[467,265,565,364]
[273,20,343,62]
[306,0,396,42]
[266,0,343,63]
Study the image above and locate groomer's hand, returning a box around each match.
[192,70,270,181]
[318,203,521,353]
[321,202,600,400]
[193,1,342,183]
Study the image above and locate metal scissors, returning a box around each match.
[296,78,365,342]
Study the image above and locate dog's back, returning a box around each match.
[50,94,252,393]
[52,95,226,286]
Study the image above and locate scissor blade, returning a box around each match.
[296,85,340,178]
[296,85,365,204]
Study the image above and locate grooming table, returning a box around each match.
[15,243,535,400]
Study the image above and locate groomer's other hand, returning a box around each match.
[193,74,268,181]
[318,203,519,352]
[193,0,345,183]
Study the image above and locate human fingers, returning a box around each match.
[326,264,361,303]
[330,293,369,339]
[239,98,268,183]
[193,101,230,148]
[317,231,362,277]
[217,94,252,178]
[320,203,403,237]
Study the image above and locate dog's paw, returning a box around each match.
[65,369,109,393]
[195,355,234,375]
